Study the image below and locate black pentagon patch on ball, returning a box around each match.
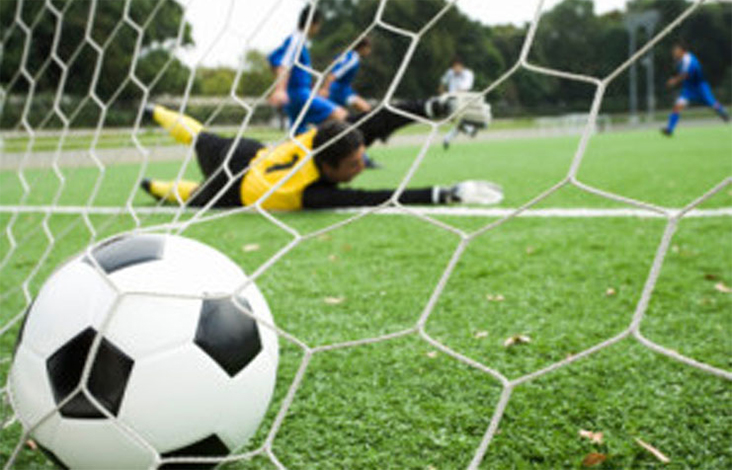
[46,327,134,419]
[83,234,165,274]
[38,443,70,470]
[159,434,230,469]
[194,297,262,377]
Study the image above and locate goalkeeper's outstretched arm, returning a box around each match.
[302,181,502,209]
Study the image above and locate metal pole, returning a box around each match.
[629,28,638,123]
[645,24,656,123]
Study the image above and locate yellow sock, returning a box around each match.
[152,105,203,146]
[148,179,199,203]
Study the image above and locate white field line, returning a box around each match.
[0,205,731,218]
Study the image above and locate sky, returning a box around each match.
[176,0,630,68]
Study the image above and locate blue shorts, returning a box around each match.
[329,83,355,107]
[678,82,718,107]
[286,90,337,135]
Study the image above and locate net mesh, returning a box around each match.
[1,0,730,468]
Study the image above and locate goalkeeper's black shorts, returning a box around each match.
[189,132,265,208]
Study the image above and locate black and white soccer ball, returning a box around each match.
[9,234,279,469]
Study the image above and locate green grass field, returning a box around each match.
[0,124,730,469]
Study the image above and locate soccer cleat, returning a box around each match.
[660,127,673,137]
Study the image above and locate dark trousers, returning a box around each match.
[188,133,264,207]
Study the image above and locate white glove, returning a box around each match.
[451,92,492,129]
[435,180,503,205]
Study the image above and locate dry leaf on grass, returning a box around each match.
[714,282,732,294]
[486,294,505,302]
[242,243,260,253]
[328,254,338,262]
[323,296,345,305]
[704,273,719,281]
[635,438,670,464]
[474,331,489,339]
[605,288,616,297]
[426,351,438,359]
[503,334,531,348]
[582,452,607,467]
[525,246,536,255]
[26,439,38,451]
[579,429,604,444]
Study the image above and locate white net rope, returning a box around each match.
[0,0,730,468]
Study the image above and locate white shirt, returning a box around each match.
[441,68,474,92]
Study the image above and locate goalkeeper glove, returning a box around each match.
[433,180,503,205]
[425,95,457,119]
[451,92,492,129]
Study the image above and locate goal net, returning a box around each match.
[1,0,730,468]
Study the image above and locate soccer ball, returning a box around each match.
[8,233,279,469]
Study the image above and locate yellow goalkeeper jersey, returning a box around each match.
[241,129,321,211]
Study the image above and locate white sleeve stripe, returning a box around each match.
[333,54,359,79]
[281,32,303,68]
[681,54,691,74]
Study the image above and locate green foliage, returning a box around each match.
[1,0,729,128]
[0,0,193,98]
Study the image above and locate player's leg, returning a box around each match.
[140,131,235,205]
[142,104,265,207]
[186,134,265,207]
[288,93,347,134]
[347,94,372,113]
[443,124,459,149]
[145,104,203,145]
[662,94,687,136]
[700,82,729,122]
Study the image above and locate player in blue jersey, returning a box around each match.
[319,37,373,113]
[268,7,348,135]
[662,43,729,136]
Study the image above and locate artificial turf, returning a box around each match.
[0,123,730,469]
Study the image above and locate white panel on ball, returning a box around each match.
[109,235,247,296]
[119,343,235,452]
[8,346,57,432]
[104,294,202,358]
[21,260,116,358]
[50,419,155,469]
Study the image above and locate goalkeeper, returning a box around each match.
[140,100,501,211]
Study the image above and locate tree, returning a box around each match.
[0,0,194,100]
[310,0,504,100]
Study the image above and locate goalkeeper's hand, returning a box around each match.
[434,180,503,205]
[426,93,492,129]
[451,92,492,129]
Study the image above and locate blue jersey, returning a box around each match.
[678,52,705,88]
[331,50,361,86]
[268,31,312,93]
